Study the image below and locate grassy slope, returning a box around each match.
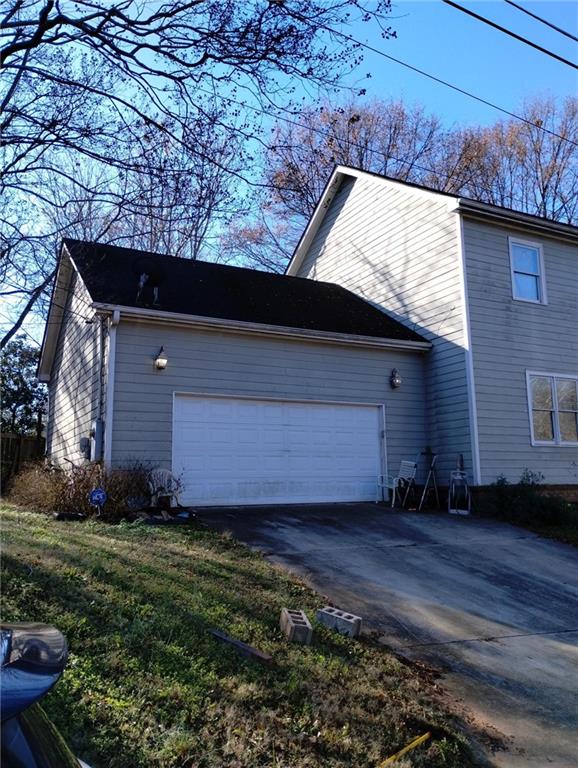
[1,505,480,768]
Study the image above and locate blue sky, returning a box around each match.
[344,0,577,127]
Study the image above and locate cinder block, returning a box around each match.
[280,608,313,645]
[316,605,362,638]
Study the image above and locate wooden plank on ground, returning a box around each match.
[208,628,273,665]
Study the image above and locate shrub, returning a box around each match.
[9,461,151,522]
[482,469,572,527]
[7,462,61,512]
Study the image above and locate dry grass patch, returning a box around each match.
[8,461,150,521]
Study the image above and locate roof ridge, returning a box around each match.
[63,238,364,295]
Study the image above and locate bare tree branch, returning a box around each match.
[0,0,394,342]
[0,268,55,350]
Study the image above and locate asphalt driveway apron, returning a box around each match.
[194,504,578,768]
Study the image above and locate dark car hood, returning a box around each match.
[1,624,68,721]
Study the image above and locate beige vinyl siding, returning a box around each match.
[463,217,578,485]
[294,174,470,480]
[46,272,100,465]
[111,319,428,485]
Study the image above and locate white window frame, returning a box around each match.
[509,237,547,305]
[526,371,578,447]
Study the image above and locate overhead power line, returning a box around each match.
[0,311,41,346]
[312,26,577,148]
[442,0,578,70]
[504,0,578,44]
[210,89,562,215]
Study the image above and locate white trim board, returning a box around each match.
[525,370,578,448]
[92,302,431,353]
[456,216,482,485]
[37,252,74,382]
[286,167,461,276]
[508,236,548,305]
[286,165,578,277]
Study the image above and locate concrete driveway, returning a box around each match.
[194,504,578,768]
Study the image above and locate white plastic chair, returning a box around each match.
[378,460,418,507]
[148,468,182,508]
[448,469,471,515]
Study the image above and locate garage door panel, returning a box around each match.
[173,395,383,506]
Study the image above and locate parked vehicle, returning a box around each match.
[1,623,92,768]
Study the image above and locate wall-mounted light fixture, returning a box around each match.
[154,346,168,370]
[390,368,402,389]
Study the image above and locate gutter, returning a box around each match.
[92,302,432,353]
[456,199,578,243]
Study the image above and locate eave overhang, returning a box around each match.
[92,302,432,353]
[456,199,578,243]
[286,167,346,277]
[37,245,74,383]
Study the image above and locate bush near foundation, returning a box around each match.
[481,469,573,526]
[8,461,150,522]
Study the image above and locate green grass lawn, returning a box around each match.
[1,504,481,768]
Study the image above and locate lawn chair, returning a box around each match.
[448,454,470,515]
[378,459,418,508]
[148,468,182,514]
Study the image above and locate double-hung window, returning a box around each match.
[509,238,546,303]
[527,372,578,446]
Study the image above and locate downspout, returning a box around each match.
[97,316,105,425]
[89,315,106,461]
[103,309,120,468]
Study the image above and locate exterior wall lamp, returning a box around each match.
[390,368,402,389]
[154,346,168,370]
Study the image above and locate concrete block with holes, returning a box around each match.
[316,606,362,638]
[280,608,313,645]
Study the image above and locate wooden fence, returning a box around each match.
[1,434,45,491]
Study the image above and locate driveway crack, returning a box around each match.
[401,627,578,649]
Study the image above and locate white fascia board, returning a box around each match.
[92,302,432,353]
[37,246,74,382]
[286,167,345,276]
[456,200,578,243]
[344,170,578,240]
[333,165,455,204]
[286,165,459,277]
[37,248,98,382]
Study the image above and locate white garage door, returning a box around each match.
[173,395,384,506]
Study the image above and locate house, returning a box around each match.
[287,166,578,490]
[38,239,431,506]
[38,165,578,506]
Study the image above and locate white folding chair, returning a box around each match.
[148,468,182,509]
[378,459,418,508]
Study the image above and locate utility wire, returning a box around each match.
[504,0,578,44]
[211,85,548,212]
[443,0,578,70]
[0,311,41,346]
[4,10,577,341]
[310,25,577,148]
[0,280,97,343]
